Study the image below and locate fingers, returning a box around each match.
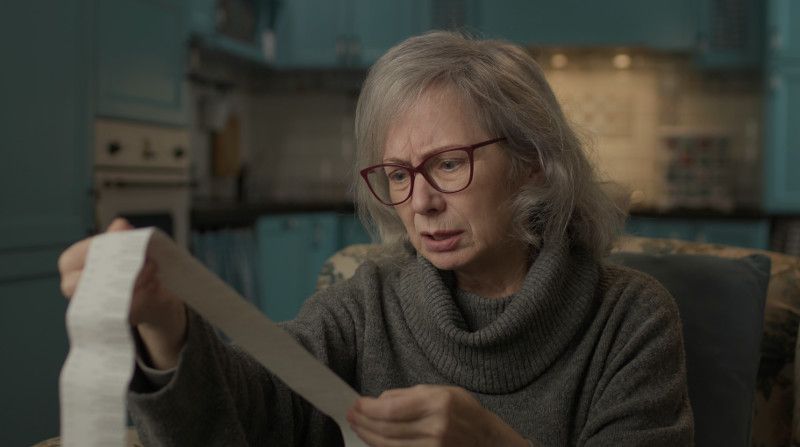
[57,238,91,276]
[350,422,427,447]
[60,270,82,298]
[347,385,477,446]
[57,218,133,281]
[107,217,134,232]
[348,405,434,441]
[356,386,437,422]
[133,260,159,295]
[347,386,438,444]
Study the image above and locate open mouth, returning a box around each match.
[422,230,463,240]
[420,230,464,252]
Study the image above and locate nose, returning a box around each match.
[410,173,445,215]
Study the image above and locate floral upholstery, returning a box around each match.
[317,236,800,447]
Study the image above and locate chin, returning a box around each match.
[420,248,469,271]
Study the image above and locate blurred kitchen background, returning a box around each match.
[3,0,800,444]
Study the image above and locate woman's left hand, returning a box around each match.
[347,384,529,447]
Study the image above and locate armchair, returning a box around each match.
[317,236,800,447]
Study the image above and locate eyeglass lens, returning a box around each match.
[364,148,472,205]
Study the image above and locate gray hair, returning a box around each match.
[354,31,626,258]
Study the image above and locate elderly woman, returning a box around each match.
[59,32,693,446]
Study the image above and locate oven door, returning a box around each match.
[94,171,191,247]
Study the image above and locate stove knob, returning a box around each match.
[142,139,156,160]
[108,141,122,156]
[173,146,186,159]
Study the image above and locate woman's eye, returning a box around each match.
[439,159,464,171]
[388,170,409,182]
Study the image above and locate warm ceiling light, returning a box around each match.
[613,53,632,69]
[550,53,568,69]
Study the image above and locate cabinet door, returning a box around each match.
[351,0,432,67]
[274,0,348,67]
[339,214,372,247]
[0,2,90,444]
[764,66,800,212]
[695,0,765,69]
[0,279,69,447]
[626,217,770,249]
[768,0,800,60]
[95,0,188,125]
[188,0,272,64]
[1,4,91,254]
[696,219,770,249]
[625,217,697,241]
[473,0,696,50]
[256,214,339,321]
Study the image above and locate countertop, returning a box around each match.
[192,200,786,230]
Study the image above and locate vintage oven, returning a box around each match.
[93,119,191,247]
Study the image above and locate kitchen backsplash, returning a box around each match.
[191,49,762,210]
[541,49,762,210]
[244,89,356,203]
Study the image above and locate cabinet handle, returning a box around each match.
[770,75,782,92]
[770,31,782,51]
[349,37,361,64]
[335,36,347,62]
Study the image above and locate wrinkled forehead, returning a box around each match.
[381,86,486,162]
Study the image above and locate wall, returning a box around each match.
[244,88,356,203]
[541,50,762,210]
[187,61,362,205]
[191,51,762,211]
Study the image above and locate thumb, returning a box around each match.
[107,217,134,232]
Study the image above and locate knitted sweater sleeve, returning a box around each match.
[126,268,369,447]
[579,272,694,446]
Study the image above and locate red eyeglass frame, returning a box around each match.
[360,137,506,206]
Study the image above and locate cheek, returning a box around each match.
[397,206,417,236]
[464,188,515,240]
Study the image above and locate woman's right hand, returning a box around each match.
[58,218,187,370]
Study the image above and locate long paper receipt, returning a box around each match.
[60,228,366,446]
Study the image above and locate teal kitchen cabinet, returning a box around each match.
[255,213,370,321]
[339,213,372,247]
[470,0,697,50]
[0,280,69,447]
[764,66,800,212]
[763,0,800,212]
[0,1,91,444]
[625,217,697,242]
[95,0,189,125]
[350,0,433,66]
[625,217,770,249]
[256,214,339,321]
[273,0,347,67]
[274,0,431,68]
[696,219,771,249]
[188,0,274,64]
[695,0,765,69]
[767,0,800,60]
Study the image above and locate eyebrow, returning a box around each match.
[382,143,464,164]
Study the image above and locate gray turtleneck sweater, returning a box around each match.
[128,240,694,446]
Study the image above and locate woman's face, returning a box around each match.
[383,88,525,276]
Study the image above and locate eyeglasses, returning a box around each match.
[360,137,506,206]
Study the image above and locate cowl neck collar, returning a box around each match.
[397,238,600,394]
